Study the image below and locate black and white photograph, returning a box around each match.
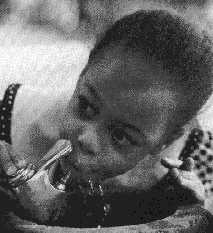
[0,0,213,232]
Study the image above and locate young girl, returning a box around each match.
[0,8,212,227]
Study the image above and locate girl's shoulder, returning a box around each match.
[0,84,21,144]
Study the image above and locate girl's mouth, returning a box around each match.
[47,159,111,227]
[48,160,70,192]
[48,159,104,197]
[45,139,105,197]
[44,140,111,226]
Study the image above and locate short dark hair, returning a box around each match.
[89,9,213,128]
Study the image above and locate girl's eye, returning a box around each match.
[111,127,131,146]
[78,95,97,119]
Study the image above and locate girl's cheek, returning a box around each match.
[103,153,164,192]
[98,151,136,178]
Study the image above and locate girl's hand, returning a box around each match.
[0,141,34,191]
[161,157,205,205]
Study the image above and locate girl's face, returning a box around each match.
[60,45,180,194]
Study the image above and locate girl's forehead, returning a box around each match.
[82,47,176,103]
[83,44,173,90]
[81,44,178,110]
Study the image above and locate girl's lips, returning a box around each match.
[46,140,119,197]
[48,158,87,193]
[48,160,64,189]
[48,159,74,192]
[48,158,106,197]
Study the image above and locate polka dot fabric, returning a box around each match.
[0,84,21,144]
[180,128,213,198]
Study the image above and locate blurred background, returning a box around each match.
[0,0,212,90]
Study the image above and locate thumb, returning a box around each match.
[168,168,179,181]
[180,157,194,171]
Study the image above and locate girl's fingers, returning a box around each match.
[176,174,205,202]
[163,156,204,204]
[0,140,27,172]
[168,167,179,180]
[8,164,35,187]
[0,141,18,176]
[10,149,27,170]
[161,157,195,171]
[167,167,205,203]
[161,157,183,169]
[168,167,196,183]
[180,157,194,171]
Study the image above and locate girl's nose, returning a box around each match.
[77,125,99,156]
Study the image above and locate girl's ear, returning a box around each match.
[158,117,200,164]
[163,117,200,154]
